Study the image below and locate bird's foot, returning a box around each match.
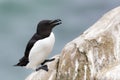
[41,58,55,65]
[36,65,48,71]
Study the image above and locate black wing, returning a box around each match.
[15,33,42,66]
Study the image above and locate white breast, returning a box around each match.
[26,32,55,70]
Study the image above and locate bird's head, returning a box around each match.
[37,19,61,35]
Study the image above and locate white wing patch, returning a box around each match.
[26,32,55,70]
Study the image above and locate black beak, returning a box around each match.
[50,19,62,27]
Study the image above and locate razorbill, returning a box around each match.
[15,19,61,71]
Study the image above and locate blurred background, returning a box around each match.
[0,0,120,80]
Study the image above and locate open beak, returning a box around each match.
[50,19,62,27]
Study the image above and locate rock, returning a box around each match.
[25,55,59,80]
[25,6,120,80]
[57,6,120,80]
[96,64,120,80]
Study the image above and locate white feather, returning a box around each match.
[26,32,55,70]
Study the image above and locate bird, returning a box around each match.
[15,19,62,71]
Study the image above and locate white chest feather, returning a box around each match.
[26,32,55,69]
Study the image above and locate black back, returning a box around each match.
[15,19,61,66]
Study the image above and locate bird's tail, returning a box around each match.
[14,57,29,66]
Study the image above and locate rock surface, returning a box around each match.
[25,55,59,80]
[26,6,120,80]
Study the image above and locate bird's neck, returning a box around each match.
[36,30,52,38]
